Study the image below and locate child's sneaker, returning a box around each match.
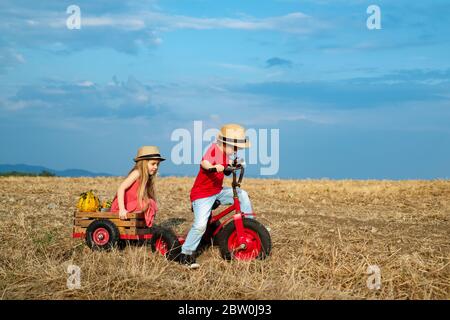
[178,253,200,269]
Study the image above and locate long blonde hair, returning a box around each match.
[128,159,156,207]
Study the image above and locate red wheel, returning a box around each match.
[86,219,120,251]
[218,218,271,260]
[92,227,110,246]
[149,226,182,261]
[155,238,168,255]
[227,228,262,260]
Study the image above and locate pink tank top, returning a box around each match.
[110,179,157,227]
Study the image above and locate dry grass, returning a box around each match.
[0,176,449,300]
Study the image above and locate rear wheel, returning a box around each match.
[218,218,271,261]
[149,226,182,261]
[86,219,120,251]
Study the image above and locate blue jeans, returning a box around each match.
[181,187,254,255]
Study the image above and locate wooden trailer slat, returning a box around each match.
[74,218,146,228]
[117,226,152,235]
[118,226,135,234]
[74,210,144,219]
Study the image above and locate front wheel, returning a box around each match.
[218,218,271,261]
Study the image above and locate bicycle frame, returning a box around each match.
[208,158,255,241]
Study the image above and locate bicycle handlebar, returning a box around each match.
[206,164,245,189]
[225,164,242,175]
[206,164,242,173]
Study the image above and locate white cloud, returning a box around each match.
[0,3,326,57]
[144,11,318,34]
[77,81,95,87]
[0,48,26,73]
[215,63,259,72]
[0,76,160,119]
[9,7,323,34]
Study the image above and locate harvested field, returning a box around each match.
[0,176,449,299]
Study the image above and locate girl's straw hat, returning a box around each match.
[216,124,251,149]
[134,146,166,162]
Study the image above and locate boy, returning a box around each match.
[179,124,253,268]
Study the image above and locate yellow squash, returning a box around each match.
[77,190,100,212]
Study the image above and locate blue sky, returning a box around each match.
[0,0,449,179]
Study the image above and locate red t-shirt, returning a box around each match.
[190,143,229,202]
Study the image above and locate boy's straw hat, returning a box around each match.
[134,146,166,162]
[217,124,251,149]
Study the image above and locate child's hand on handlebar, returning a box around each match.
[223,165,233,176]
[215,164,225,173]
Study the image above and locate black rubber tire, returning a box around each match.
[86,219,120,251]
[218,218,272,260]
[149,226,182,261]
[117,240,130,250]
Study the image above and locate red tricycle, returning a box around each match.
[195,158,272,261]
[72,158,272,262]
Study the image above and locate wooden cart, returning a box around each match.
[72,210,183,260]
[73,210,152,241]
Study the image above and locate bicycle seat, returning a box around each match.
[191,199,221,212]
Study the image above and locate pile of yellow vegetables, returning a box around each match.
[76,190,111,212]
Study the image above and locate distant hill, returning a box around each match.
[0,164,114,177]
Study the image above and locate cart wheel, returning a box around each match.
[86,219,120,251]
[149,226,182,261]
[218,218,271,261]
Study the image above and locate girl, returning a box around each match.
[110,146,165,227]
